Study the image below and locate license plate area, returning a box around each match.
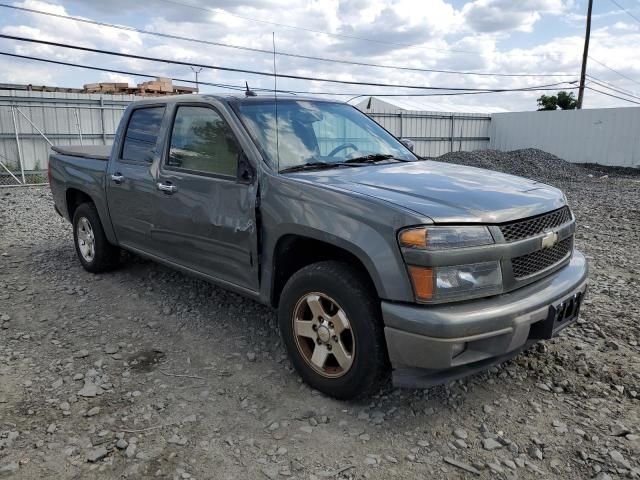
[529,290,585,340]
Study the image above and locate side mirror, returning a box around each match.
[399,138,415,152]
[237,151,255,183]
[168,148,184,167]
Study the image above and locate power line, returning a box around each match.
[588,79,640,99]
[0,51,579,101]
[585,85,640,104]
[586,73,638,96]
[588,56,640,87]
[609,0,640,23]
[345,86,580,103]
[0,3,576,79]
[588,80,640,101]
[0,33,578,92]
[586,75,640,101]
[0,51,245,92]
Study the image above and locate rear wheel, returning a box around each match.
[278,261,389,399]
[72,202,120,273]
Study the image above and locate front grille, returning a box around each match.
[500,207,572,242]
[512,237,573,279]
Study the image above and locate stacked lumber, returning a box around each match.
[83,82,130,94]
[81,77,197,96]
[137,77,174,94]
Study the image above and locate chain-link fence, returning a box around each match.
[0,170,47,186]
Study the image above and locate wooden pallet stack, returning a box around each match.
[136,77,174,95]
[83,82,130,94]
[82,77,197,96]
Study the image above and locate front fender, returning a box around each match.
[260,174,424,303]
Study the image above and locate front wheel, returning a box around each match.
[278,261,389,399]
[72,202,120,273]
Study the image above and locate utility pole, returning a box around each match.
[577,0,593,109]
[190,66,203,93]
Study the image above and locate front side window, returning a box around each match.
[167,106,239,177]
[121,106,165,162]
[234,100,416,171]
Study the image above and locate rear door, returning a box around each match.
[106,105,167,253]
[152,102,259,291]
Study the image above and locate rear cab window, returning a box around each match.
[121,106,166,162]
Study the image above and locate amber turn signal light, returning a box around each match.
[407,265,433,301]
[399,227,428,248]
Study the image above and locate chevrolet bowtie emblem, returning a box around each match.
[541,231,559,249]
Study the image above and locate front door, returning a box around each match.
[152,103,259,292]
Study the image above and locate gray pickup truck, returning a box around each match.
[49,94,588,399]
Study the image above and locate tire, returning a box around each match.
[72,202,120,273]
[278,261,389,400]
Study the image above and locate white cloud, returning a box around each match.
[611,21,640,32]
[1,61,54,84]
[1,0,638,111]
[104,73,135,85]
[461,0,573,33]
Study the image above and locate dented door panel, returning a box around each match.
[152,170,258,291]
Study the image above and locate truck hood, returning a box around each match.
[291,160,567,223]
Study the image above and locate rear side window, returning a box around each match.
[121,106,165,162]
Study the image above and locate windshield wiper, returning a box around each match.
[279,154,415,173]
[344,154,412,164]
[279,161,349,173]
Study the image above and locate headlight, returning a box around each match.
[399,226,494,250]
[407,261,503,302]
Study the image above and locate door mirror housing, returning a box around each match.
[399,138,415,152]
[237,151,255,183]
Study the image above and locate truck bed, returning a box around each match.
[51,145,112,161]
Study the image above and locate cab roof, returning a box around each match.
[130,93,345,106]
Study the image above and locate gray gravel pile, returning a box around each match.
[436,148,598,185]
[1,162,639,479]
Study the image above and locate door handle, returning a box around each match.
[111,173,124,184]
[157,182,178,194]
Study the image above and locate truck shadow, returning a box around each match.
[113,250,520,418]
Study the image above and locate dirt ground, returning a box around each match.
[0,169,639,479]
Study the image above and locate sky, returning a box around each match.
[0,0,639,112]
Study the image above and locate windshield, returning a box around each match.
[234,100,417,171]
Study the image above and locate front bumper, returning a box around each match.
[382,250,588,387]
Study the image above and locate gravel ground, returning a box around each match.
[0,149,639,480]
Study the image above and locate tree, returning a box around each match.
[557,91,578,110]
[537,94,558,110]
[537,91,578,111]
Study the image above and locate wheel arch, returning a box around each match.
[65,187,118,245]
[269,232,383,308]
[65,188,94,221]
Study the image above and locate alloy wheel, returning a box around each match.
[76,217,95,262]
[292,292,355,378]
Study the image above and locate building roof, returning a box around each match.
[354,96,508,114]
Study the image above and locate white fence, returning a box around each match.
[366,109,491,157]
[0,90,139,185]
[490,107,640,167]
[0,92,494,185]
[1,91,637,186]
